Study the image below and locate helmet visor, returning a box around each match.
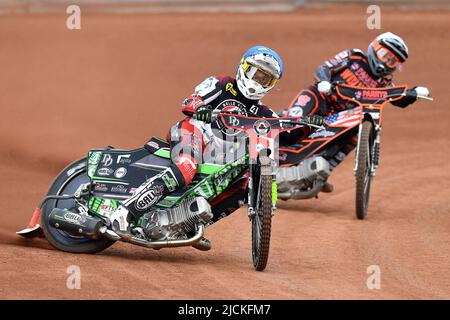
[376,47,401,69]
[242,60,278,89]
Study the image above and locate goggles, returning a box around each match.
[373,42,402,69]
[241,59,278,88]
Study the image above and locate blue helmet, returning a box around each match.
[236,45,284,100]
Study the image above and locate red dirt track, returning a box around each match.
[0,7,449,299]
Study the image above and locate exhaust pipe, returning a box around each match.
[49,208,105,239]
[49,207,205,249]
[278,179,326,200]
[114,225,205,250]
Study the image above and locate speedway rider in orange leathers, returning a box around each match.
[278,32,430,194]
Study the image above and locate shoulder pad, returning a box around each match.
[194,76,220,96]
[349,48,366,58]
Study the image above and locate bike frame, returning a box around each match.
[219,114,308,216]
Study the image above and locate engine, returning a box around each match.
[277,156,331,193]
[142,197,213,241]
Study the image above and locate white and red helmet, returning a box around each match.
[368,32,409,77]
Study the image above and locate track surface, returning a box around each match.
[0,7,449,299]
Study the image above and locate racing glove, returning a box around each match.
[414,86,430,97]
[194,105,213,123]
[317,81,332,95]
[303,115,324,126]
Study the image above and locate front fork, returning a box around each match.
[353,122,382,177]
[247,156,277,220]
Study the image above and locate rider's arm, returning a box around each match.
[256,104,311,145]
[390,95,417,108]
[382,80,418,109]
[181,76,224,117]
[314,49,358,82]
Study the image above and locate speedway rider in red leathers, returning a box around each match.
[279,32,430,193]
[110,46,320,250]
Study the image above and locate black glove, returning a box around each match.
[194,105,212,123]
[303,115,324,126]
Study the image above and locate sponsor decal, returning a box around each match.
[214,99,248,136]
[341,67,378,88]
[355,68,378,87]
[225,82,237,96]
[215,99,247,115]
[97,167,113,176]
[309,130,337,139]
[297,94,311,107]
[100,204,116,213]
[117,154,131,164]
[135,185,164,211]
[279,152,288,161]
[64,212,86,225]
[335,50,349,61]
[178,156,197,179]
[227,116,240,127]
[161,172,178,192]
[288,106,303,117]
[101,154,113,167]
[114,167,127,179]
[89,151,102,165]
[111,184,128,194]
[194,77,218,96]
[94,183,108,192]
[190,134,202,156]
[146,141,159,150]
[350,62,360,71]
[214,170,232,187]
[253,119,271,136]
[361,90,388,101]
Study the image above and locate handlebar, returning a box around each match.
[330,81,433,104]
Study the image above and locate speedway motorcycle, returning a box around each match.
[17,112,317,271]
[277,83,432,219]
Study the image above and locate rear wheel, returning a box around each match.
[41,158,115,253]
[355,121,374,220]
[252,165,273,271]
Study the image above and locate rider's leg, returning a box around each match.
[286,85,329,144]
[188,175,249,251]
[110,118,203,231]
[287,85,328,117]
[209,175,248,223]
[326,134,358,171]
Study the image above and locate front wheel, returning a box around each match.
[41,158,115,253]
[355,121,374,220]
[252,170,273,271]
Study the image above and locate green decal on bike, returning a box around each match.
[88,197,119,217]
[212,156,248,194]
[197,163,224,175]
[272,180,277,205]
[193,181,215,199]
[161,173,178,192]
[87,151,102,178]
[154,149,170,159]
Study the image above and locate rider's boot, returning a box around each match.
[321,181,334,193]
[109,167,181,232]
